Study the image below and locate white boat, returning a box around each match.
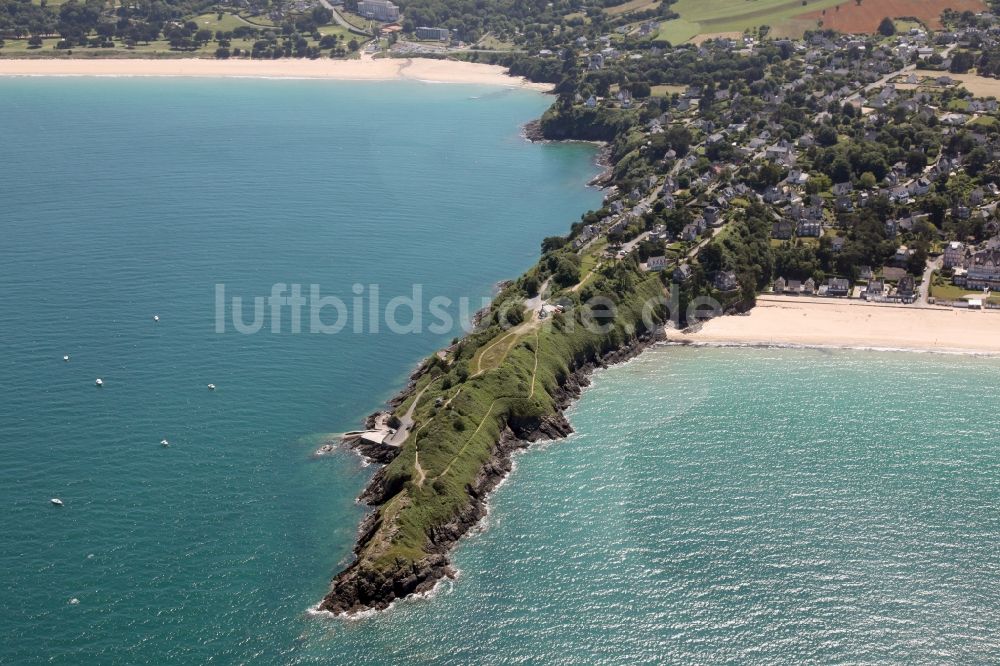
[63,355,70,362]
[153,315,160,322]
[95,378,103,387]
[207,384,216,391]
[160,439,170,447]
[51,498,63,507]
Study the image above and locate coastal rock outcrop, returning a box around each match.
[320,330,663,617]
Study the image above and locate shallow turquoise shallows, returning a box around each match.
[3,82,1000,666]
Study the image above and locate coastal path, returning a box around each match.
[435,399,500,481]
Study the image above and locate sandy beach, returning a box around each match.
[0,57,553,90]
[676,295,1000,354]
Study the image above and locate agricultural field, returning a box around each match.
[796,0,988,34]
[655,0,845,45]
[605,0,662,17]
[944,72,1000,99]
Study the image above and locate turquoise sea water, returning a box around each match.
[0,78,601,664]
[3,81,1000,665]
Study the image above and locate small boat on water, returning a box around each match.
[51,498,63,507]
[63,355,70,362]
[95,378,103,387]
[207,384,216,391]
[160,439,170,447]
[153,315,160,322]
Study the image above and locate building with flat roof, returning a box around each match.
[416,26,450,41]
[357,0,399,21]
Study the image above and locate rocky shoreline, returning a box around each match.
[319,328,663,616]
[522,120,613,187]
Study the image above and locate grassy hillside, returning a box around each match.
[322,265,668,612]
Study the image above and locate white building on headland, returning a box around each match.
[357,0,399,21]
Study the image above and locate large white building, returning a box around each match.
[357,0,399,21]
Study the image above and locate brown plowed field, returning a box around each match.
[797,0,987,33]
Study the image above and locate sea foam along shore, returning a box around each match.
[676,294,1000,355]
[0,57,553,90]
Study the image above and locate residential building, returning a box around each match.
[967,249,1000,289]
[826,278,850,296]
[798,220,822,237]
[943,241,966,269]
[772,220,794,240]
[714,270,739,292]
[416,26,450,41]
[866,279,885,300]
[897,275,916,303]
[646,255,668,271]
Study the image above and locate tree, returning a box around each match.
[541,236,567,253]
[817,125,838,146]
[348,38,359,51]
[950,50,975,74]
[967,146,989,176]
[905,150,927,176]
[523,275,540,297]
[877,17,896,37]
[630,81,651,98]
[552,255,581,288]
[859,171,877,189]
[907,245,928,275]
[698,243,723,274]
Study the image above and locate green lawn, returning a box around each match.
[191,12,253,32]
[338,10,372,31]
[893,19,924,33]
[971,116,999,128]
[0,37,260,57]
[931,283,976,301]
[650,84,686,96]
[656,0,844,44]
[0,19,357,58]
[475,34,517,50]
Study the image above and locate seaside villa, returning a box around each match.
[966,249,1000,290]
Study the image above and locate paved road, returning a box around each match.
[388,384,429,446]
[317,0,373,36]
[920,256,942,306]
